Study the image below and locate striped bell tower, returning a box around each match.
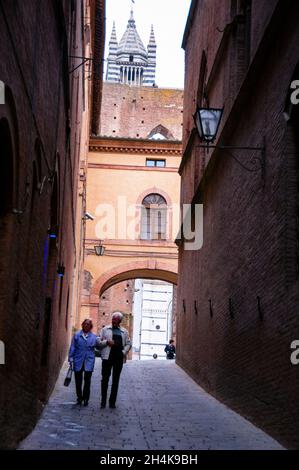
[106,10,157,87]
[106,21,120,83]
[143,25,157,86]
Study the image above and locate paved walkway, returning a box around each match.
[19,359,284,450]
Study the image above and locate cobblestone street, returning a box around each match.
[19,360,284,450]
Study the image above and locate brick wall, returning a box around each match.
[99,82,183,140]
[178,0,299,449]
[0,0,99,449]
[97,280,134,334]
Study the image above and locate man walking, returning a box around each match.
[164,339,176,359]
[97,312,131,408]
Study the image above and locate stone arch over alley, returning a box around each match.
[80,257,178,334]
[94,260,177,296]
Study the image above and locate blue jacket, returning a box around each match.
[68,331,97,372]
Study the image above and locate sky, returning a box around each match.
[104,0,192,89]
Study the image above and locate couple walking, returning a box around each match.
[68,312,131,408]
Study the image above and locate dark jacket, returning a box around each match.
[164,343,175,359]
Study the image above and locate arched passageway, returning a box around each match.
[82,262,178,360]
[99,268,177,296]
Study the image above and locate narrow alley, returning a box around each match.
[19,360,283,451]
[1,0,299,457]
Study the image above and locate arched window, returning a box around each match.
[150,133,167,140]
[147,124,175,141]
[140,193,167,240]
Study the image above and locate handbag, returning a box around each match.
[64,364,73,387]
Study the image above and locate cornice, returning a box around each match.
[87,163,178,172]
[89,137,182,156]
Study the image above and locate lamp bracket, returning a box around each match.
[198,144,266,179]
[69,56,93,74]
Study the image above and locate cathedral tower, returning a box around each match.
[106,10,157,87]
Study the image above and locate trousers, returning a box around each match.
[74,367,92,401]
[101,355,123,406]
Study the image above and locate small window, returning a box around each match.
[129,55,134,62]
[146,159,166,168]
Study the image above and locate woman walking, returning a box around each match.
[68,318,97,406]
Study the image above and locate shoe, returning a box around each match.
[100,403,106,409]
[76,398,82,405]
[83,399,89,406]
[109,403,116,409]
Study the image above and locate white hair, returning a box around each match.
[112,312,123,321]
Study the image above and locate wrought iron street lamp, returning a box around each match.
[193,106,265,178]
[194,107,223,143]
